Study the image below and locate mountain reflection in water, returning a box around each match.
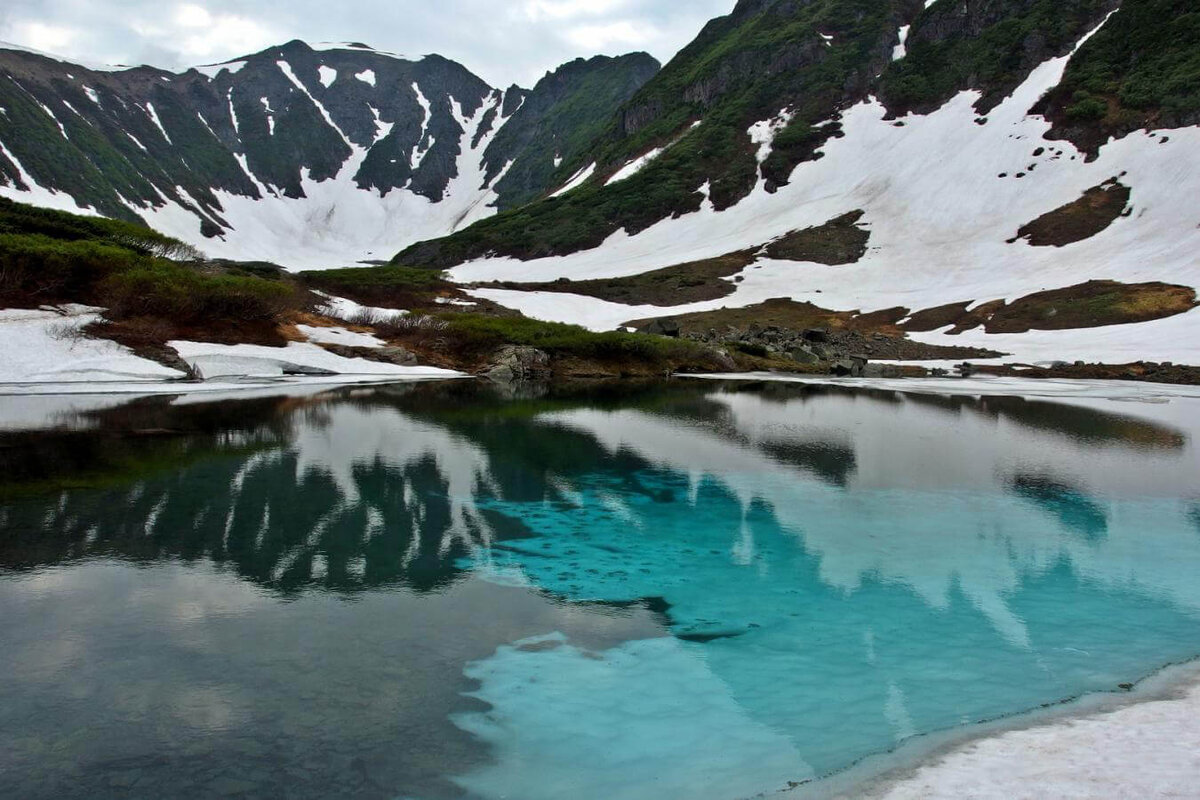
[1,379,1199,800]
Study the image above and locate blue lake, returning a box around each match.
[2,379,1199,799]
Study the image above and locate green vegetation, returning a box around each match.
[1036,0,1200,151]
[431,314,709,363]
[399,0,913,267]
[763,210,869,264]
[301,264,457,312]
[879,0,1117,114]
[485,54,661,210]
[0,197,291,325]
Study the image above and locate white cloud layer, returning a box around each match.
[0,0,732,87]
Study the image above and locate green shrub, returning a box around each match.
[0,233,142,302]
[1066,96,1108,121]
[99,263,292,323]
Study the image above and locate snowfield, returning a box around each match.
[449,29,1200,365]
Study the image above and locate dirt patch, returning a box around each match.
[1012,181,1131,247]
[763,211,870,265]
[480,249,758,307]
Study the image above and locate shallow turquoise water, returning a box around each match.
[1,380,1199,799]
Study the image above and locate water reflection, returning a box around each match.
[1009,474,1110,542]
[1,380,1199,800]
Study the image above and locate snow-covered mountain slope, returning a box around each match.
[0,41,657,268]
[433,5,1200,365]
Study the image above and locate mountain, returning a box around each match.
[0,41,658,267]
[398,0,1127,266]
[394,0,1199,365]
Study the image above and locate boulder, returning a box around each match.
[378,346,419,366]
[803,328,830,343]
[280,363,339,377]
[640,317,682,337]
[485,346,551,382]
[862,363,904,378]
[788,347,821,365]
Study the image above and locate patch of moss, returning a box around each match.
[1013,181,1130,247]
[763,210,869,264]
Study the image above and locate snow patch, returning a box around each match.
[550,163,596,197]
[194,60,246,78]
[747,109,795,164]
[296,325,386,349]
[317,65,338,88]
[0,306,183,384]
[355,70,376,87]
[143,102,171,144]
[606,148,664,185]
[893,25,911,61]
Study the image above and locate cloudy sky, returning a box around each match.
[0,0,733,87]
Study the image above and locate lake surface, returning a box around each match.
[2,379,1200,799]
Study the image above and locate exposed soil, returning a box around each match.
[763,210,870,265]
[478,249,758,306]
[1012,181,1130,247]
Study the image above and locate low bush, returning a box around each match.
[99,263,293,323]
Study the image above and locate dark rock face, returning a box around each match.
[0,41,657,239]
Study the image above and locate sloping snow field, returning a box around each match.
[451,28,1200,364]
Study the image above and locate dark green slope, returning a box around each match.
[1033,0,1200,155]
[484,53,661,210]
[879,0,1121,116]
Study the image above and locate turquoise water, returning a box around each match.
[1,380,1199,799]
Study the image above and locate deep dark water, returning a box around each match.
[2,379,1200,799]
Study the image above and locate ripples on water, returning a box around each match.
[1,379,1199,799]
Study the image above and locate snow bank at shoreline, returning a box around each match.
[0,305,465,393]
[838,662,1200,800]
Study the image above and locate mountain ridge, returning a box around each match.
[0,39,659,267]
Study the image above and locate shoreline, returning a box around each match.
[782,657,1200,800]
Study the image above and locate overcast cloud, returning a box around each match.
[0,0,733,87]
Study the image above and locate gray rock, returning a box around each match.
[803,328,831,343]
[378,346,419,366]
[280,363,339,377]
[862,363,904,378]
[640,317,681,337]
[788,347,820,365]
[484,345,551,382]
